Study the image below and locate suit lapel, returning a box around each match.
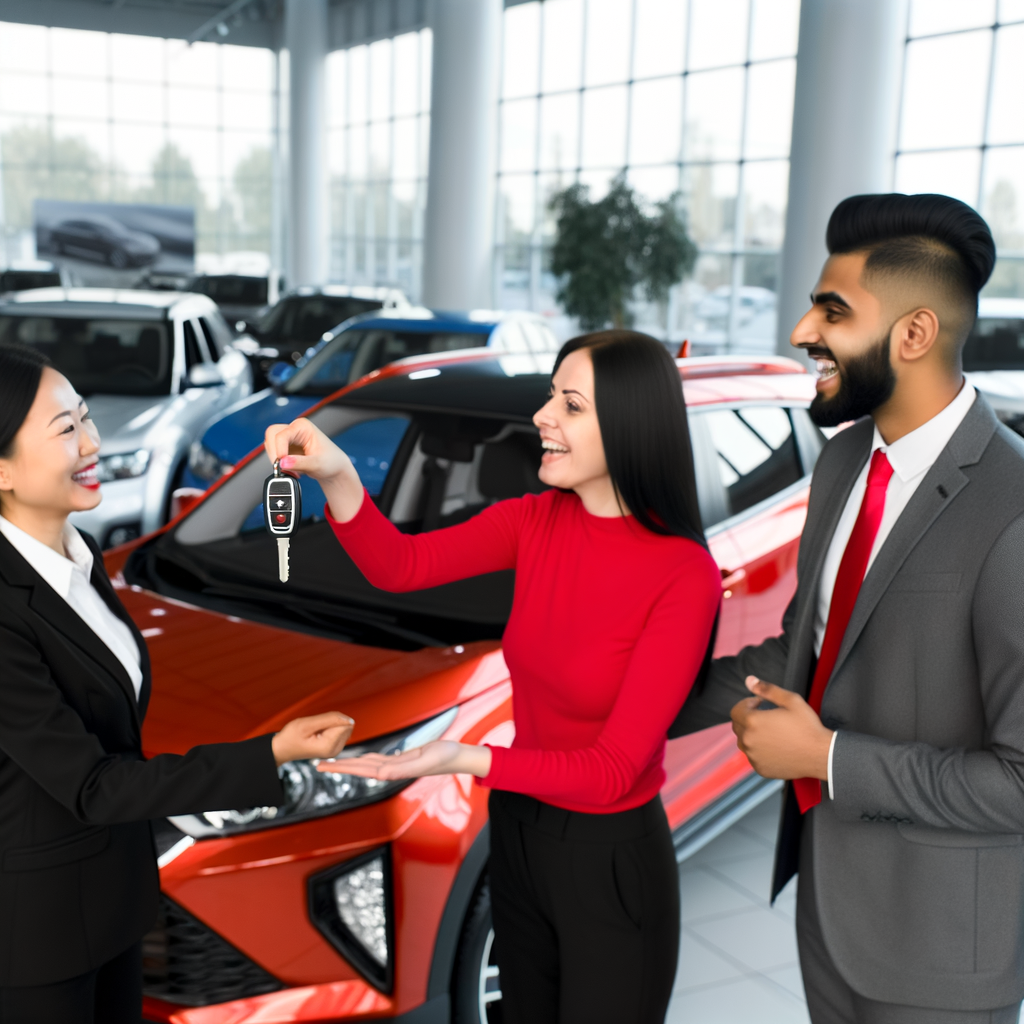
[0,532,142,730]
[827,395,998,685]
[786,421,872,696]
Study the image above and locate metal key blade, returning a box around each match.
[277,536,290,583]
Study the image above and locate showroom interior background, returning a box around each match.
[0,0,1022,351]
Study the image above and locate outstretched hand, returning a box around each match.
[730,676,833,781]
[272,712,355,766]
[317,740,493,780]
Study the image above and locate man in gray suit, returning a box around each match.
[676,193,1024,1022]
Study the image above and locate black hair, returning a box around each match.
[826,193,996,341]
[0,345,51,459]
[553,330,706,548]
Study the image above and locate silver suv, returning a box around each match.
[0,287,253,547]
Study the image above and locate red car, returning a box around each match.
[103,349,820,1024]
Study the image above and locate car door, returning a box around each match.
[692,403,823,654]
[660,401,822,835]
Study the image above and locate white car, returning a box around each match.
[964,297,1024,424]
[0,288,253,548]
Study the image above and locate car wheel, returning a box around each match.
[110,247,128,269]
[452,880,503,1024]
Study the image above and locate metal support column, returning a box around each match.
[285,0,328,288]
[776,0,909,354]
[421,0,503,310]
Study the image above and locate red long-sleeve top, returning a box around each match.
[327,488,720,814]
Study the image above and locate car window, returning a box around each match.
[259,297,383,345]
[182,319,205,367]
[493,322,530,353]
[240,417,410,532]
[0,315,172,396]
[194,276,268,306]
[696,405,804,525]
[285,329,491,395]
[197,316,221,358]
[963,318,1024,371]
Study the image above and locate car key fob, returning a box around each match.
[264,461,301,582]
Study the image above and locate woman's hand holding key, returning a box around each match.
[264,417,365,524]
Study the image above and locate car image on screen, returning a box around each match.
[49,214,161,269]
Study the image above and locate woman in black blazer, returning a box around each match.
[0,344,354,1024]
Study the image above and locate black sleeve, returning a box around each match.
[0,621,284,825]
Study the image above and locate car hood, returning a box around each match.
[202,390,315,464]
[87,393,181,454]
[105,561,508,754]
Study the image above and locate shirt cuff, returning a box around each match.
[827,730,838,801]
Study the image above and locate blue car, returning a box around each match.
[184,307,559,492]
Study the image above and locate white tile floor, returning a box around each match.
[667,790,809,1024]
[667,791,1024,1024]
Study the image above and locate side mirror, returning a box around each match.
[187,363,224,388]
[170,487,206,520]
[267,361,297,388]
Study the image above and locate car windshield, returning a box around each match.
[192,276,268,306]
[256,297,382,346]
[963,318,1024,371]
[125,393,548,651]
[285,329,492,395]
[0,315,172,396]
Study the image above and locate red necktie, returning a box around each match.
[793,449,894,813]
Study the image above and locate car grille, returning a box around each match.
[143,895,283,1007]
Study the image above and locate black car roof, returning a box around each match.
[336,357,550,424]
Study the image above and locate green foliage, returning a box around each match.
[549,173,697,330]
[0,124,106,229]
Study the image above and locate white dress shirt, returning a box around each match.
[815,381,977,798]
[0,515,143,700]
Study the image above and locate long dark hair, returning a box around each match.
[553,330,705,548]
[0,345,51,459]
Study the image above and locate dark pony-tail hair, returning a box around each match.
[0,344,51,459]
[553,329,706,548]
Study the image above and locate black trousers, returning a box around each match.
[488,789,680,1024]
[0,940,142,1024]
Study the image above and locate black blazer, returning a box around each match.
[0,530,284,987]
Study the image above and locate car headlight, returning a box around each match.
[188,440,233,482]
[95,449,150,482]
[168,706,458,839]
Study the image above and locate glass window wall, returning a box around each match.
[897,1,1024,298]
[326,31,432,301]
[496,0,799,353]
[0,23,280,272]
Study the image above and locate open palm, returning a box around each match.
[318,740,465,780]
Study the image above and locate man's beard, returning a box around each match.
[808,333,897,428]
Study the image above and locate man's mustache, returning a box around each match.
[800,344,837,364]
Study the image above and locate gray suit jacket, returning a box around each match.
[675,394,1024,1011]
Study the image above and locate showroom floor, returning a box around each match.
[667,792,1024,1024]
[666,791,809,1023]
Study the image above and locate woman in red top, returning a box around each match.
[265,331,720,1024]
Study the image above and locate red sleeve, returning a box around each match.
[481,546,721,805]
[325,491,522,591]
